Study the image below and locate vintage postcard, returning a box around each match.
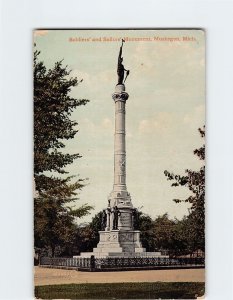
[34,29,205,299]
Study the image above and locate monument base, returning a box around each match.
[76,251,166,258]
[93,230,145,256]
[76,230,167,258]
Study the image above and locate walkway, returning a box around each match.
[34,266,205,286]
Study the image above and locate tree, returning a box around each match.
[70,211,103,255]
[164,127,205,253]
[89,211,103,246]
[152,213,175,252]
[137,212,155,251]
[34,50,93,256]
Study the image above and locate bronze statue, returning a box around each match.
[117,39,130,85]
[112,206,121,230]
[101,210,107,230]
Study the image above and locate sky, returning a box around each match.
[34,29,205,223]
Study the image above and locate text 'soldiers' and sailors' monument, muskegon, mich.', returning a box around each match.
[75,40,167,258]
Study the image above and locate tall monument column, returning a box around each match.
[108,40,133,232]
[107,83,133,231]
[76,40,164,258]
[109,85,131,205]
[113,84,128,192]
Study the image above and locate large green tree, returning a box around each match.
[152,214,198,257]
[34,50,93,257]
[152,213,175,252]
[164,127,205,253]
[137,212,156,251]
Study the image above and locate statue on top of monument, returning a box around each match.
[117,39,130,85]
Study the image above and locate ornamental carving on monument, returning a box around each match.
[112,92,129,101]
[106,233,118,241]
[119,158,126,172]
[120,233,133,242]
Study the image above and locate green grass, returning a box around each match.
[35,282,205,299]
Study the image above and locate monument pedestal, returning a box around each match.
[78,229,166,258]
[93,230,145,255]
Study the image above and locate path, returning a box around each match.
[34,266,205,286]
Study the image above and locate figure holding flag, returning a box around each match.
[117,39,130,85]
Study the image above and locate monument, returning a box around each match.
[78,40,165,258]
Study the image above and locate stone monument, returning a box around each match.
[78,40,165,258]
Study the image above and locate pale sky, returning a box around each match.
[34,29,205,222]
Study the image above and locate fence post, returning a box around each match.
[90,255,95,271]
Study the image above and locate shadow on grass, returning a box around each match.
[35,282,205,299]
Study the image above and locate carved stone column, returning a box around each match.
[108,84,133,215]
[112,84,128,192]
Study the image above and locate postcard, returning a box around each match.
[34,29,205,299]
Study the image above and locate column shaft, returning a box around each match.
[114,100,126,190]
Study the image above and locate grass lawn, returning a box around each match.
[35,282,205,299]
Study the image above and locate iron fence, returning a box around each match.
[40,256,204,271]
[40,256,91,268]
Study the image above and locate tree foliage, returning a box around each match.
[71,209,205,257]
[34,50,93,256]
[152,213,175,251]
[164,127,205,252]
[137,212,155,251]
